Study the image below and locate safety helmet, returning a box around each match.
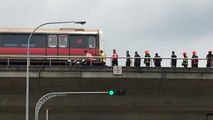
[183,52,187,55]
[192,51,196,55]
[145,50,149,54]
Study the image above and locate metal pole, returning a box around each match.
[45,109,49,120]
[25,20,86,120]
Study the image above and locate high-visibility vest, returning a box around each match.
[144,54,151,63]
[112,53,118,60]
[192,55,198,64]
[101,53,106,63]
[86,53,93,61]
[183,57,188,65]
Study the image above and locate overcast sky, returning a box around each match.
[0,0,213,66]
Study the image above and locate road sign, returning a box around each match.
[113,66,122,75]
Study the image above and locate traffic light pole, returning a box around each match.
[35,91,108,120]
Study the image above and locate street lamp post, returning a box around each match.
[26,20,86,120]
[35,91,108,120]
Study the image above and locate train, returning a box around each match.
[0,28,104,65]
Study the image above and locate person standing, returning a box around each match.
[144,50,151,67]
[100,50,106,66]
[171,51,177,67]
[182,52,188,68]
[126,50,131,66]
[206,51,213,68]
[134,51,141,67]
[112,49,118,66]
[191,51,198,68]
[153,53,162,67]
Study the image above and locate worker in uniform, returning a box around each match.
[134,51,141,67]
[112,49,118,66]
[153,53,162,67]
[100,50,106,66]
[83,50,93,66]
[126,50,131,66]
[144,50,151,67]
[206,51,213,68]
[182,52,188,68]
[171,51,177,67]
[191,51,198,68]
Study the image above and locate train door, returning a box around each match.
[58,35,69,56]
[47,35,69,56]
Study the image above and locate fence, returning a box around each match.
[106,56,209,68]
[0,55,210,68]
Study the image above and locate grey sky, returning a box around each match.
[0,0,213,66]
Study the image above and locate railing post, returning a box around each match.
[7,59,10,66]
[90,60,92,67]
[69,58,72,66]
[49,59,51,66]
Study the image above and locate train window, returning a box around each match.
[48,35,57,47]
[0,34,46,47]
[1,34,18,47]
[31,35,46,48]
[19,35,34,47]
[19,34,46,48]
[59,35,67,48]
[88,36,96,48]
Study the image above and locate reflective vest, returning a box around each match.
[144,54,151,63]
[112,53,118,60]
[182,57,188,65]
[101,53,106,63]
[86,53,93,61]
[192,55,198,64]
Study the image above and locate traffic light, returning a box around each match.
[108,89,126,96]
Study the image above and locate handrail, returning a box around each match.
[0,55,210,67]
[0,55,208,60]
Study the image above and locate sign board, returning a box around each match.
[113,66,122,75]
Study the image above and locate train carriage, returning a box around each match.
[0,28,104,65]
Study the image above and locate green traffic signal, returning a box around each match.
[108,90,115,96]
[108,89,126,96]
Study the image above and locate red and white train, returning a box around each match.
[0,28,104,65]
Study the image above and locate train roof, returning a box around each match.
[0,28,100,34]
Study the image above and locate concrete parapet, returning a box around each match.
[0,66,213,120]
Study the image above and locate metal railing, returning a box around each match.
[0,55,211,68]
[106,56,209,68]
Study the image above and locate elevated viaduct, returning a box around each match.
[1,66,213,120]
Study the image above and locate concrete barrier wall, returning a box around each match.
[0,66,213,120]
